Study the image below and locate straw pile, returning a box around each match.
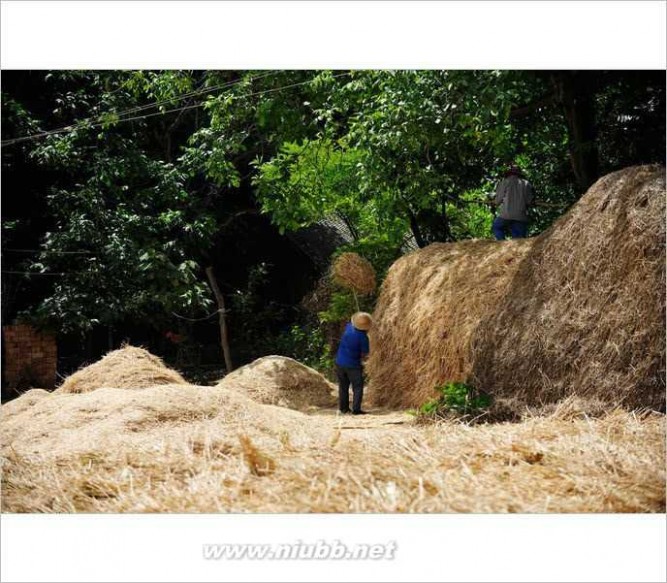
[471,165,665,409]
[367,238,534,408]
[218,355,336,410]
[368,165,665,411]
[2,384,664,512]
[55,346,187,394]
[332,252,376,295]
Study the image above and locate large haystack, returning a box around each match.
[471,165,665,409]
[218,355,336,410]
[367,238,534,408]
[368,165,665,410]
[56,346,187,394]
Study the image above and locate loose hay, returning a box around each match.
[332,252,377,295]
[55,346,187,394]
[1,384,664,513]
[368,165,666,411]
[218,355,336,410]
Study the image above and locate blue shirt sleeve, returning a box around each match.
[359,333,370,355]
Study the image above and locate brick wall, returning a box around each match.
[2,324,57,390]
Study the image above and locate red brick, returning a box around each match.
[2,324,57,389]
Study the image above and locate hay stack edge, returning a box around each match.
[368,165,666,410]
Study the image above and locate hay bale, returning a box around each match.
[218,355,336,410]
[56,346,187,394]
[332,252,376,295]
[471,165,665,409]
[368,165,665,411]
[367,238,534,408]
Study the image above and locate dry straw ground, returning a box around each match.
[2,380,664,513]
[368,165,666,410]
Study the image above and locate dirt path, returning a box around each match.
[306,408,414,433]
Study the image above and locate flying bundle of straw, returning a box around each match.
[331,252,376,295]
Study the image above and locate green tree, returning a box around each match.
[2,69,663,366]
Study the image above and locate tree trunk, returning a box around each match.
[85,331,93,360]
[205,266,234,374]
[553,72,600,191]
[407,209,427,248]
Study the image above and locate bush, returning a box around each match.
[274,323,333,376]
[414,381,491,422]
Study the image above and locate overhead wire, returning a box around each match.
[2,70,281,146]
[2,248,93,254]
[92,70,280,121]
[1,270,70,276]
[92,73,350,130]
[1,71,346,147]
[1,70,279,146]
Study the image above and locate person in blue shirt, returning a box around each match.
[335,311,372,415]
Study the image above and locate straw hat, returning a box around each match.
[351,312,373,331]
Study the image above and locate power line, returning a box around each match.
[1,270,69,276]
[2,71,280,146]
[1,70,320,147]
[90,70,280,123]
[171,309,223,322]
[2,248,94,254]
[87,73,350,136]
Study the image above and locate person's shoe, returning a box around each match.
[352,410,368,415]
[339,409,352,414]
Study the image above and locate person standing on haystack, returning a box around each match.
[335,312,372,415]
[491,163,534,240]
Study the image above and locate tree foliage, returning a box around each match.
[2,69,664,352]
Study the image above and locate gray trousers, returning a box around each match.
[336,365,364,413]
